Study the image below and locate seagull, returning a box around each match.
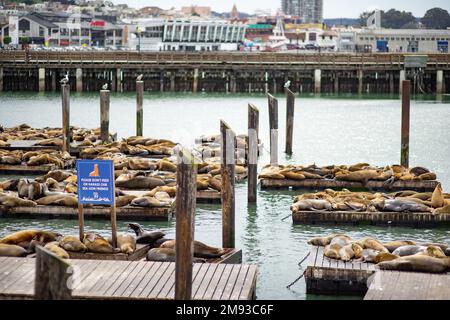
[60,73,69,85]
[102,83,108,90]
[136,74,144,81]
[284,80,291,89]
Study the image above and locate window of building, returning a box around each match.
[19,19,30,32]
[60,28,69,36]
[431,37,435,41]
[71,29,79,36]
[309,33,317,41]
[370,37,374,40]
[39,27,44,37]
[81,28,89,36]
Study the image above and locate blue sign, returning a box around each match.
[77,160,115,205]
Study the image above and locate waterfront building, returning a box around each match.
[281,0,323,23]
[285,24,338,51]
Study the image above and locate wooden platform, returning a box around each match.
[68,244,152,261]
[292,210,450,228]
[0,204,174,221]
[305,246,376,295]
[0,257,258,300]
[364,271,450,300]
[0,159,75,175]
[197,189,221,204]
[260,178,438,192]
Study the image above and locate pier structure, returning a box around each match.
[0,52,449,94]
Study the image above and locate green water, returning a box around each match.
[1,92,450,300]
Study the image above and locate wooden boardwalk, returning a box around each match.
[261,178,438,192]
[305,246,376,295]
[292,211,450,228]
[0,204,174,221]
[364,271,450,300]
[0,257,257,300]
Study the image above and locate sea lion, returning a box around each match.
[378,255,450,273]
[422,243,449,251]
[383,240,417,253]
[419,246,446,259]
[114,233,136,255]
[115,195,137,207]
[146,248,206,263]
[357,238,389,253]
[36,170,72,183]
[145,186,177,198]
[361,249,379,263]
[324,244,342,260]
[160,240,225,259]
[307,234,341,247]
[27,181,45,200]
[0,230,59,246]
[59,236,87,253]
[352,243,363,259]
[36,194,78,207]
[374,252,400,264]
[17,179,31,198]
[208,177,222,192]
[0,243,28,257]
[431,183,445,209]
[258,166,285,180]
[335,169,379,184]
[280,170,306,181]
[409,167,430,176]
[157,159,177,172]
[44,242,69,259]
[380,199,432,213]
[445,248,450,257]
[115,176,165,189]
[0,155,22,165]
[291,199,332,212]
[128,158,157,171]
[330,235,352,247]
[127,223,165,245]
[339,244,356,261]
[83,233,119,254]
[418,172,437,181]
[131,196,169,208]
[393,245,427,257]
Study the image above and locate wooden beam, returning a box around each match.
[34,246,72,300]
[401,80,410,168]
[285,88,295,155]
[100,89,110,143]
[61,84,70,153]
[175,147,197,300]
[267,94,279,165]
[248,104,259,203]
[220,120,236,249]
[136,80,144,136]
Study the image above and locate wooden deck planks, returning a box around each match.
[0,258,257,300]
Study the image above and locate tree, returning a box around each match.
[422,8,450,29]
[382,9,417,29]
[3,36,12,45]
[358,11,373,27]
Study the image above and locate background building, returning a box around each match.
[281,0,323,23]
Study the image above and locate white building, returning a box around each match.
[128,19,247,51]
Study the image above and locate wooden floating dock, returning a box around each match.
[292,210,450,228]
[364,271,450,300]
[305,246,376,295]
[0,159,75,175]
[0,257,257,300]
[197,189,221,204]
[0,204,174,221]
[260,178,438,192]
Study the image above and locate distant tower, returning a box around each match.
[231,4,239,20]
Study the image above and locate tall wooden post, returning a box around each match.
[136,80,144,136]
[61,84,70,153]
[76,68,83,93]
[35,247,72,300]
[268,94,279,166]
[175,148,197,300]
[0,67,3,92]
[38,68,46,92]
[285,88,295,155]
[78,204,84,242]
[248,104,259,203]
[221,120,236,249]
[100,89,110,143]
[401,80,410,168]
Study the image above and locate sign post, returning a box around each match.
[76,159,116,247]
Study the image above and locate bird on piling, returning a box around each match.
[60,73,69,85]
[102,83,108,90]
[284,80,291,89]
[136,74,144,81]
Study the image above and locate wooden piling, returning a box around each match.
[61,84,70,153]
[268,94,279,165]
[401,80,410,168]
[248,104,259,203]
[34,246,72,300]
[285,88,295,155]
[175,148,197,300]
[221,120,236,249]
[0,67,3,92]
[136,80,144,136]
[78,204,84,242]
[100,89,110,143]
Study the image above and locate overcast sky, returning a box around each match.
[112,0,449,18]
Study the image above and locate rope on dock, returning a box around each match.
[281,214,291,221]
[298,252,310,266]
[286,270,306,289]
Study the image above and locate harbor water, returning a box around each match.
[1,92,450,299]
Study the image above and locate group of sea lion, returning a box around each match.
[260,163,437,184]
[308,234,450,273]
[291,184,450,215]
[0,149,72,168]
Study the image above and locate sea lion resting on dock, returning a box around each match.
[146,248,206,263]
[110,233,136,255]
[116,175,165,190]
[383,241,416,253]
[83,233,119,254]
[0,230,60,248]
[378,255,450,273]
[393,245,427,257]
[160,240,225,259]
[0,193,37,208]
[36,194,78,207]
[59,236,87,253]
[0,243,28,257]
[291,199,332,212]
[127,223,165,245]
[44,242,69,259]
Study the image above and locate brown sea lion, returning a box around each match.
[419,246,446,258]
[418,172,437,181]
[83,233,119,254]
[128,158,157,171]
[307,234,340,247]
[361,249,379,263]
[115,195,137,207]
[0,230,59,246]
[59,236,87,253]
[330,235,353,247]
[208,177,222,192]
[0,195,37,208]
[378,255,450,273]
[374,252,400,264]
[160,239,225,259]
[356,238,389,253]
[115,176,165,189]
[146,248,206,263]
[36,194,78,207]
[0,243,28,257]
[431,183,445,209]
[324,244,342,260]
[36,170,72,183]
[291,199,332,212]
[113,233,136,255]
[157,159,177,172]
[383,240,417,253]
[131,196,170,208]
[421,243,449,251]
[352,243,364,259]
[339,244,356,261]
[335,170,379,183]
[44,242,69,259]
[1,155,21,165]
[393,245,427,257]
[280,170,306,181]
[258,166,285,180]
[145,186,177,198]
[409,167,430,176]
